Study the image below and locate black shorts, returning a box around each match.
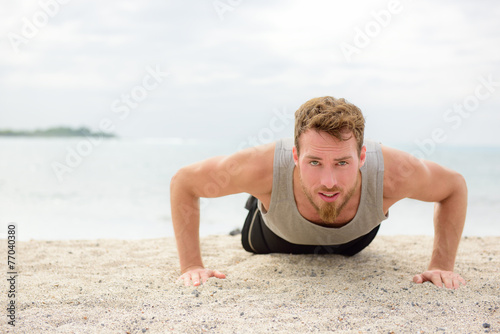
[241,195,380,256]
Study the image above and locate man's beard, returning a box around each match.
[299,172,359,224]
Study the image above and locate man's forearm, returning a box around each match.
[429,176,468,271]
[170,174,204,273]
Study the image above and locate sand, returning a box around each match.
[1,234,499,333]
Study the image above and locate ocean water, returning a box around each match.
[0,137,499,241]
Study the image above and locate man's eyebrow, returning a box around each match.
[334,156,353,161]
[305,155,322,160]
[304,155,353,161]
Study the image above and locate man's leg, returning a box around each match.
[241,195,272,254]
[241,195,380,256]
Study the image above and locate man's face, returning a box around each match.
[293,130,366,223]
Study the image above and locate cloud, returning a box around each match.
[0,0,499,145]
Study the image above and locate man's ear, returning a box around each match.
[293,146,299,165]
[359,145,367,168]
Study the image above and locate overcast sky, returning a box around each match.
[1,0,499,146]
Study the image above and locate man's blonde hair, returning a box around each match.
[294,96,365,155]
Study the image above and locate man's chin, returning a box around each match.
[318,204,338,223]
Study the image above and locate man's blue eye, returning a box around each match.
[338,161,348,166]
[310,161,319,166]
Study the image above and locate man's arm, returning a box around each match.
[170,143,274,286]
[382,146,468,289]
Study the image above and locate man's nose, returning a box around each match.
[321,168,337,189]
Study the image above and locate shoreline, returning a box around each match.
[2,235,498,333]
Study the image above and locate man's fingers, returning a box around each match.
[201,269,226,283]
[440,272,466,289]
[191,272,201,286]
[429,272,444,288]
[212,270,226,279]
[452,274,466,289]
[442,274,453,289]
[452,277,460,290]
[413,270,466,289]
[178,268,227,287]
[414,271,444,288]
[413,274,424,284]
[200,271,210,285]
[181,273,191,287]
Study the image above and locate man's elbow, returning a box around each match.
[170,167,191,195]
[455,172,468,196]
[449,171,468,202]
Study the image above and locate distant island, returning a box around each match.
[0,126,116,138]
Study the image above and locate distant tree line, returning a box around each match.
[0,126,116,138]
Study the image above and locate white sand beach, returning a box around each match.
[2,235,499,333]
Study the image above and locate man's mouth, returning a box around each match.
[318,192,340,202]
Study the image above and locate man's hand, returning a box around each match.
[413,270,466,289]
[178,267,226,287]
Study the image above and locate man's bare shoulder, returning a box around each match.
[380,144,423,205]
[229,142,276,196]
[380,143,463,205]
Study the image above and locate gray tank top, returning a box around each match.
[257,138,387,245]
